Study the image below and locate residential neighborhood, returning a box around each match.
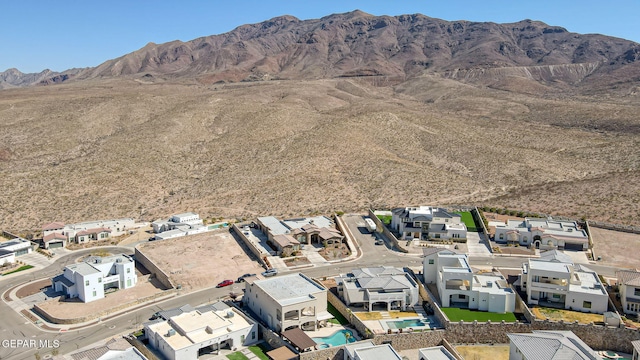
[1,204,639,360]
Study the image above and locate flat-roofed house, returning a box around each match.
[344,341,403,360]
[617,270,640,315]
[52,254,137,303]
[145,302,258,360]
[494,218,588,250]
[520,250,608,313]
[418,346,457,360]
[244,272,331,333]
[424,249,515,313]
[507,330,600,360]
[335,266,419,311]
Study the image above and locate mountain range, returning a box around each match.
[2,10,639,92]
[1,11,639,231]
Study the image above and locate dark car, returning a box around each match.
[237,273,256,283]
[216,279,234,288]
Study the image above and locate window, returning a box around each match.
[251,332,256,340]
[523,236,528,242]
[127,279,132,287]
[127,268,131,273]
[98,278,102,283]
[635,288,640,296]
[85,280,89,286]
[552,294,561,299]
[92,290,96,297]
[434,234,440,239]
[428,259,434,265]
[499,234,504,240]
[583,301,592,309]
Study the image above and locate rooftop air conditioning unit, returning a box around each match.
[226,311,235,318]
[166,329,176,337]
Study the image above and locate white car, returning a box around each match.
[261,269,278,277]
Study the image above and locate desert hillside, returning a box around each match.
[0,75,638,232]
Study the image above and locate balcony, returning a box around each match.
[445,280,470,291]
[530,281,568,292]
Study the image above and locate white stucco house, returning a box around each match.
[390,206,467,241]
[0,249,15,266]
[243,272,331,333]
[617,270,640,315]
[418,346,457,360]
[519,250,608,313]
[145,302,258,360]
[0,238,33,256]
[151,212,206,240]
[52,254,137,303]
[335,266,419,311]
[42,218,139,246]
[344,341,403,360]
[494,218,588,250]
[423,248,515,313]
[507,330,599,360]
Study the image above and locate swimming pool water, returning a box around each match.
[312,329,356,347]
[386,318,430,329]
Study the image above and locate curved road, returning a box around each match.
[0,225,624,360]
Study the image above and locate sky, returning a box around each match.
[2,1,639,73]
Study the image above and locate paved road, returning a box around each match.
[0,225,625,359]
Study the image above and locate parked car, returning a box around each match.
[261,269,278,277]
[237,273,256,283]
[216,279,234,288]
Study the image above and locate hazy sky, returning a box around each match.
[3,0,639,73]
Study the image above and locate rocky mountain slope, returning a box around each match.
[7,10,639,93]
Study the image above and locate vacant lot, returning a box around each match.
[455,345,510,360]
[590,227,640,269]
[137,230,264,292]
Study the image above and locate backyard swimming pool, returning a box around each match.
[312,329,356,347]
[385,318,431,329]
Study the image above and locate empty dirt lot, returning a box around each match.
[136,230,265,292]
[590,227,640,270]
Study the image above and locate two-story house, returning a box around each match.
[617,270,640,315]
[423,248,515,313]
[243,272,331,333]
[520,250,608,313]
[52,254,137,302]
[335,266,419,311]
[390,206,467,241]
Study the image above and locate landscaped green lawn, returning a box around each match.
[2,265,34,276]
[226,352,249,360]
[249,345,270,360]
[454,211,478,232]
[327,302,349,325]
[376,215,392,225]
[442,307,517,322]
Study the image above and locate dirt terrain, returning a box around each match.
[590,227,640,270]
[0,76,638,233]
[136,231,264,292]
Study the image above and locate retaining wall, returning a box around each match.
[231,223,269,269]
[326,289,372,339]
[368,209,407,253]
[334,214,358,258]
[589,220,640,235]
[134,247,174,289]
[33,290,176,325]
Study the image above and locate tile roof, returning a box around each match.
[617,270,640,287]
[42,222,65,231]
[266,346,297,360]
[272,234,300,248]
[77,227,112,236]
[43,233,66,242]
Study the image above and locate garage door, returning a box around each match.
[49,242,64,249]
[15,248,29,256]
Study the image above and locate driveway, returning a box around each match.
[466,232,492,257]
